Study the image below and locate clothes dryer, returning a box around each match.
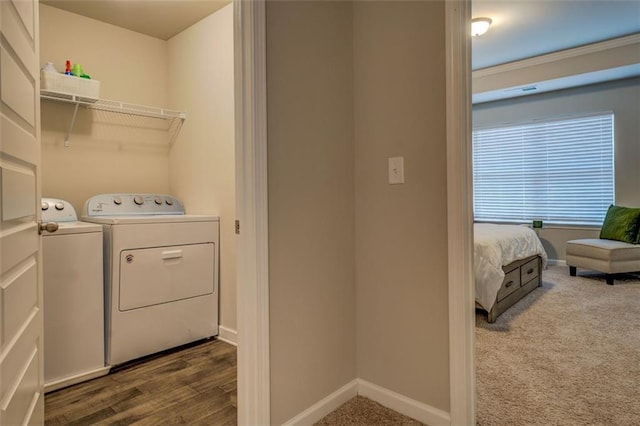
[41,198,108,392]
[81,194,219,366]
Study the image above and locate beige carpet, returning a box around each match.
[476,265,640,426]
[315,396,423,425]
[316,266,639,425]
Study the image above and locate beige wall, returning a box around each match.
[40,4,171,211]
[472,42,640,95]
[167,4,236,331]
[353,0,450,412]
[266,2,357,424]
[473,77,640,260]
[535,226,600,261]
[267,1,451,423]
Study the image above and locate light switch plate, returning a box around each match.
[388,156,404,184]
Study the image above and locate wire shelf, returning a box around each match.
[41,90,186,146]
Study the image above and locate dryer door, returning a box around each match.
[119,243,215,311]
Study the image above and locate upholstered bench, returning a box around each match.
[566,238,640,285]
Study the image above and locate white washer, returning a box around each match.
[82,193,219,366]
[41,198,108,392]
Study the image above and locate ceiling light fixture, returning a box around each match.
[471,17,492,37]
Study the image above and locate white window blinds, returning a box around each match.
[473,113,614,226]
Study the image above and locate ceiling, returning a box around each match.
[472,0,640,70]
[42,1,640,68]
[40,0,231,40]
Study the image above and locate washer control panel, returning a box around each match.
[84,194,185,216]
[41,198,78,222]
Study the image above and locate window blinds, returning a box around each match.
[473,113,614,226]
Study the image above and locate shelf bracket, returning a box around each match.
[64,102,80,147]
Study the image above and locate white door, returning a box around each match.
[0,0,44,425]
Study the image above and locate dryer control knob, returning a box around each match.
[154,197,163,205]
[113,197,122,205]
[134,196,144,206]
[55,202,65,211]
[165,198,174,206]
[41,202,49,211]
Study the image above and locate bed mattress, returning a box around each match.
[475,223,548,311]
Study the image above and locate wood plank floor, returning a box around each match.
[45,339,237,425]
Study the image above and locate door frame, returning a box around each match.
[234,0,270,424]
[445,1,475,424]
[234,0,474,424]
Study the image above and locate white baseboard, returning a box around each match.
[44,366,111,393]
[358,379,450,426]
[217,325,238,346]
[282,379,358,426]
[547,259,567,267]
[282,378,451,426]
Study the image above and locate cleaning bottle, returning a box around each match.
[71,63,83,77]
[64,60,72,76]
[41,62,57,73]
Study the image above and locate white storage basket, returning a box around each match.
[41,71,100,100]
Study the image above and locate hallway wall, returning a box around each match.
[266,2,357,424]
[353,0,450,412]
[266,1,452,423]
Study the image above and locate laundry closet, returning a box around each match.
[38,1,236,378]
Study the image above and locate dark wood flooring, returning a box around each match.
[44,338,237,425]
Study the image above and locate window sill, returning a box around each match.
[474,220,601,232]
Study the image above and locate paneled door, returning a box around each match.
[0,0,44,424]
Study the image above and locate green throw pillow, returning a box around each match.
[599,205,640,244]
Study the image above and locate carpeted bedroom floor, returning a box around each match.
[476,265,640,425]
[317,266,639,425]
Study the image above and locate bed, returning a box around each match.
[475,223,548,322]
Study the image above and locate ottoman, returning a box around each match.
[566,238,640,284]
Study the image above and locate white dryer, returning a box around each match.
[82,193,219,366]
[41,198,108,392]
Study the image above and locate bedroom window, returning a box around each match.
[472,112,614,226]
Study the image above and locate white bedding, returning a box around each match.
[475,223,548,311]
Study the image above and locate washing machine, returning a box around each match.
[41,198,109,392]
[81,193,219,366]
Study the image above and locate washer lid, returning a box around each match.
[79,214,219,225]
[41,198,77,222]
[42,221,103,235]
